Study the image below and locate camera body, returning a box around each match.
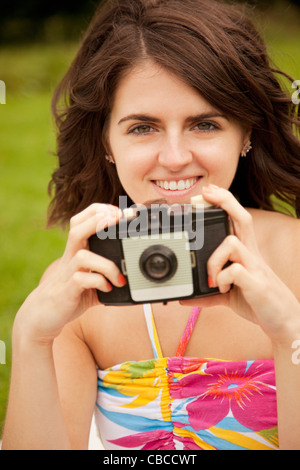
[89,196,231,305]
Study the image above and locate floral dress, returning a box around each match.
[95,304,278,450]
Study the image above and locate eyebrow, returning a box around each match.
[118,114,160,125]
[118,112,229,125]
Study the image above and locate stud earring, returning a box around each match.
[241,140,252,158]
[105,155,115,164]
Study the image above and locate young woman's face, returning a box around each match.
[108,61,250,205]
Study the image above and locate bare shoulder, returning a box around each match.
[249,208,300,246]
[249,208,300,297]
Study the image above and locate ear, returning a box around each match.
[242,128,252,148]
[102,116,113,157]
[240,128,252,155]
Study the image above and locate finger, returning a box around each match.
[202,185,259,252]
[70,203,121,229]
[69,270,114,294]
[68,250,126,288]
[64,209,121,261]
[207,235,258,286]
[216,262,256,295]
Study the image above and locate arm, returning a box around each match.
[273,338,300,450]
[2,320,97,450]
[183,185,300,449]
[268,219,300,450]
[2,203,125,450]
[2,332,71,450]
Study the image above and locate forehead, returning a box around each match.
[111,60,217,118]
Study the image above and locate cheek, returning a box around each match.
[199,140,241,186]
[115,144,155,178]
[115,157,149,195]
[197,140,240,169]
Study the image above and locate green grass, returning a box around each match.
[0,93,67,305]
[0,61,70,434]
[0,3,300,437]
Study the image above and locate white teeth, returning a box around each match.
[169,181,177,190]
[177,180,185,190]
[155,177,199,191]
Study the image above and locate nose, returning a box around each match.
[158,134,193,171]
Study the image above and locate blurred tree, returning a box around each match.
[0,0,95,19]
[0,0,99,43]
[1,0,300,20]
[0,0,299,43]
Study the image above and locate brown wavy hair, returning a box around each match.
[48,0,300,227]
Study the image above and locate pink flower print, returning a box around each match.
[109,430,177,450]
[170,360,277,432]
[109,429,215,450]
[109,429,207,450]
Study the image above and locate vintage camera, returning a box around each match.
[89,196,231,305]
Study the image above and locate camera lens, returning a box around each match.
[140,245,177,282]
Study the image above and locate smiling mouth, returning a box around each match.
[153,177,200,191]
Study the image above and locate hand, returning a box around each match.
[14,203,126,344]
[181,185,300,344]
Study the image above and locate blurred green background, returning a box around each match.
[0,0,300,437]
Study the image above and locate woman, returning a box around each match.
[2,0,300,450]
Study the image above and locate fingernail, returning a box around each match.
[106,281,113,292]
[118,273,127,287]
[96,206,121,220]
[203,184,220,193]
[208,276,214,288]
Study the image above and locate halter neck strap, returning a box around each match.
[143,304,201,358]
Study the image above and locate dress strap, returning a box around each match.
[143,304,163,359]
[143,304,201,359]
[175,307,201,357]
